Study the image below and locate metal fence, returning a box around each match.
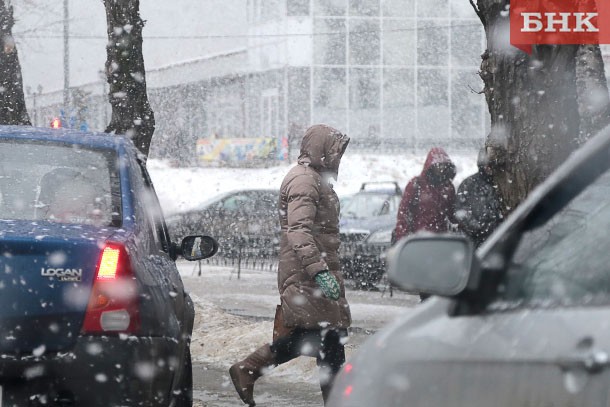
[201,235,279,278]
[200,235,388,282]
[196,235,398,295]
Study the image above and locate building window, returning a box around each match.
[208,82,246,138]
[418,21,449,67]
[287,0,310,16]
[261,0,281,21]
[349,0,379,16]
[384,69,415,109]
[451,22,484,67]
[383,68,416,139]
[418,68,450,139]
[417,0,448,17]
[314,68,346,108]
[247,0,260,23]
[314,0,347,16]
[383,19,416,66]
[349,68,380,140]
[261,89,280,138]
[350,68,379,109]
[382,0,415,17]
[349,19,380,65]
[313,68,347,130]
[450,0,477,18]
[418,69,448,106]
[314,18,347,65]
[248,0,281,24]
[451,70,484,138]
[287,68,311,135]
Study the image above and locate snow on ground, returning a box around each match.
[181,264,419,386]
[189,293,321,385]
[148,150,478,216]
[186,279,333,386]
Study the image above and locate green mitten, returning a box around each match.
[315,271,340,300]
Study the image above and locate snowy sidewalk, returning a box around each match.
[180,261,420,393]
[179,261,419,331]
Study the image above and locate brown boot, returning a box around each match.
[229,344,276,406]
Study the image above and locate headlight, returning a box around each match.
[366,229,393,244]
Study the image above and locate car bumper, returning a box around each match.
[0,335,181,406]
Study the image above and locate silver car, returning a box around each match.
[329,124,610,407]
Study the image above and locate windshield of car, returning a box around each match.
[488,168,610,310]
[342,193,399,218]
[221,194,257,211]
[0,140,120,227]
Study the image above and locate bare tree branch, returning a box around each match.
[468,84,485,95]
[469,0,485,25]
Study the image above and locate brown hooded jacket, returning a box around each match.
[277,124,352,330]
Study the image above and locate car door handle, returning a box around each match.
[556,350,610,374]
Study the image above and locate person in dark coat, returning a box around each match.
[229,124,351,406]
[455,147,503,247]
[394,147,457,242]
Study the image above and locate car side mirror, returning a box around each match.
[387,234,474,297]
[181,235,218,261]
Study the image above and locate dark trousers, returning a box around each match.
[270,328,347,395]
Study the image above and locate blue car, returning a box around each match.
[0,126,217,406]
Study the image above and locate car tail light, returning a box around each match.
[81,243,140,334]
[342,363,354,398]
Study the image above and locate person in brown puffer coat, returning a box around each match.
[229,124,352,406]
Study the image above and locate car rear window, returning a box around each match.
[343,193,399,218]
[0,139,121,227]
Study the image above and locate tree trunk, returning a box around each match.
[103,0,154,157]
[0,0,30,126]
[474,0,610,213]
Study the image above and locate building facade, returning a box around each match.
[239,0,489,153]
[27,1,495,163]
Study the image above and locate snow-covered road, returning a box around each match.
[179,262,420,406]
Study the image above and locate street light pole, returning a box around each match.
[63,0,70,110]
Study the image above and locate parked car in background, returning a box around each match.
[167,189,280,259]
[339,182,402,289]
[339,193,354,211]
[0,126,217,406]
[329,125,610,406]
